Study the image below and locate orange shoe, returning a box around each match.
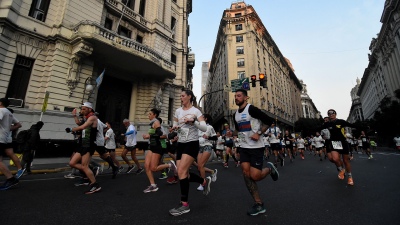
[347,177,354,186]
[338,169,345,180]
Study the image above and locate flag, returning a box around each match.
[96,69,105,88]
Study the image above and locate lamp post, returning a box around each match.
[81,76,94,104]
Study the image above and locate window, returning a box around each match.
[237,71,245,79]
[139,0,146,16]
[122,0,135,9]
[237,59,244,67]
[6,56,35,106]
[235,24,242,31]
[104,18,113,30]
[236,35,243,42]
[171,53,176,63]
[136,35,143,43]
[118,26,131,38]
[236,46,244,54]
[29,0,51,22]
[235,13,241,17]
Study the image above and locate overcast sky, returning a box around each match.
[188,0,384,119]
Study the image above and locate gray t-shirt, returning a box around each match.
[0,108,19,144]
[175,106,203,143]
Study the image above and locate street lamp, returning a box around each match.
[81,76,94,104]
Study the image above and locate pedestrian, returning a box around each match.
[232,89,279,216]
[283,130,295,162]
[265,122,282,167]
[66,102,101,194]
[142,109,174,193]
[222,123,239,168]
[168,89,211,216]
[104,122,123,173]
[121,119,144,174]
[359,131,373,159]
[313,132,324,161]
[320,109,356,186]
[5,107,25,178]
[296,135,306,159]
[20,121,44,174]
[0,98,21,190]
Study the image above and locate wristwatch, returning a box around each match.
[257,130,262,135]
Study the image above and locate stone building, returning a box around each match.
[300,80,320,119]
[358,0,400,119]
[205,1,303,130]
[347,78,364,123]
[0,0,193,144]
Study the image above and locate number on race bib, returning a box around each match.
[331,141,343,150]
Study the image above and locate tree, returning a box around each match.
[294,118,324,137]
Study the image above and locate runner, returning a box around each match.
[320,109,356,186]
[265,122,282,167]
[121,119,144,174]
[168,89,211,216]
[222,123,239,168]
[104,122,123,173]
[263,133,270,160]
[232,89,279,216]
[313,132,324,161]
[283,130,295,162]
[359,131,373,159]
[296,136,306,159]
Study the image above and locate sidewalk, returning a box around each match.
[2,151,172,175]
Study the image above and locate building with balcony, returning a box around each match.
[0,0,193,143]
[205,1,303,130]
[200,61,210,108]
[358,0,400,119]
[347,78,364,123]
[300,80,320,119]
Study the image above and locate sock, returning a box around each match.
[232,154,238,162]
[182,202,189,207]
[105,156,117,169]
[180,177,189,202]
[151,183,157,187]
[347,173,352,178]
[337,166,343,171]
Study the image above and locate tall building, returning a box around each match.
[358,0,400,119]
[200,61,210,107]
[0,0,193,144]
[300,80,320,119]
[205,1,303,129]
[347,78,364,123]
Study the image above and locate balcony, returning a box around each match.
[104,0,148,30]
[72,21,175,79]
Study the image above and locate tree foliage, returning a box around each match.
[294,118,323,137]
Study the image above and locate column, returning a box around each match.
[129,82,138,121]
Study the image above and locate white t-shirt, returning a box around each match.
[266,127,281,144]
[313,135,324,148]
[216,136,225,150]
[174,106,203,143]
[263,135,270,146]
[125,124,137,147]
[105,128,116,149]
[199,124,216,147]
[394,137,400,146]
[0,108,19,144]
[297,138,305,149]
[95,119,106,146]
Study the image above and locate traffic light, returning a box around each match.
[251,75,257,87]
[259,73,267,88]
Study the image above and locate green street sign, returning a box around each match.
[231,78,250,92]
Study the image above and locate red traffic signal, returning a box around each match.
[251,75,257,87]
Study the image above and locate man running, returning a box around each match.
[121,119,143,174]
[265,122,282,167]
[233,89,279,216]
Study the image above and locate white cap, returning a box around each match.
[82,102,93,109]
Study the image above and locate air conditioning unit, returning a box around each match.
[8,98,24,107]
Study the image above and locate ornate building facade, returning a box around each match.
[358,0,400,119]
[347,78,364,123]
[205,1,303,129]
[300,80,320,119]
[0,0,193,142]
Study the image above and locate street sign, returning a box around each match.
[231,78,250,92]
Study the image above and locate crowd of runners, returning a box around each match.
[0,90,395,216]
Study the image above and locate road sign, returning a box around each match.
[231,78,250,92]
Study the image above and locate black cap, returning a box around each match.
[0,98,10,107]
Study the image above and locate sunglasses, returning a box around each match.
[328,111,336,115]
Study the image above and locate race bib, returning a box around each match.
[177,127,189,142]
[82,130,85,138]
[238,132,247,143]
[199,137,205,145]
[332,141,343,150]
[362,138,367,142]
[286,141,290,145]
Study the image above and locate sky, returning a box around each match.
[188,0,384,119]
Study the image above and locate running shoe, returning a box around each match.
[247,203,266,216]
[338,169,345,180]
[347,177,354,186]
[211,169,218,182]
[112,167,118,179]
[236,161,240,167]
[143,185,159,193]
[159,172,168,180]
[280,159,285,167]
[223,163,228,168]
[92,166,100,177]
[301,156,305,160]
[85,182,101,194]
[266,162,279,181]
[135,168,144,175]
[197,184,204,191]
[118,166,124,173]
[74,179,90,186]
[169,160,177,174]
[126,165,136,173]
[0,178,19,191]
[169,202,190,216]
[64,173,75,179]
[203,176,212,195]
[167,176,179,184]
[16,168,26,179]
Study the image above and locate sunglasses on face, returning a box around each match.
[328,111,336,115]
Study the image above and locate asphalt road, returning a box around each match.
[1,151,400,225]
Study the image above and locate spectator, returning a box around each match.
[21,121,44,174]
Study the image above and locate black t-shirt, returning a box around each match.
[320,119,354,142]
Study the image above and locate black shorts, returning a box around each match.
[106,148,115,152]
[125,145,136,151]
[270,143,281,151]
[167,143,177,154]
[238,147,264,170]
[225,142,233,148]
[96,146,107,155]
[149,145,163,155]
[0,143,12,157]
[176,141,199,160]
[78,146,96,156]
[329,140,349,154]
[325,140,332,153]
[362,143,370,149]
